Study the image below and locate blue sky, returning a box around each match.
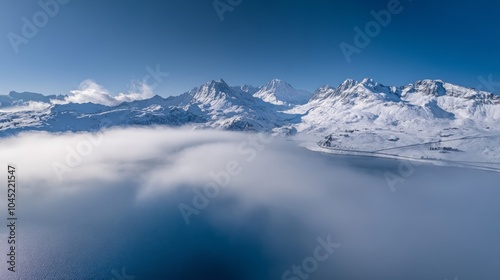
[1,0,499,96]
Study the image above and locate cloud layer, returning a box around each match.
[0,127,499,279]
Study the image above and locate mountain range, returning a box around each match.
[2,78,499,134]
[1,78,500,169]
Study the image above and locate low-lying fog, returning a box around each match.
[0,127,499,279]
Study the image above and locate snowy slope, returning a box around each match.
[171,79,299,131]
[290,78,500,135]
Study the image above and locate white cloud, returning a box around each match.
[0,127,498,279]
[64,79,154,106]
[115,80,154,103]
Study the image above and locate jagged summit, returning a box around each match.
[403,79,447,97]
[204,79,231,92]
[339,78,357,89]
[186,79,236,103]
[261,79,291,90]
[253,78,311,106]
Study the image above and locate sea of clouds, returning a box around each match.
[0,127,499,279]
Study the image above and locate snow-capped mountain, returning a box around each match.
[0,79,302,135]
[1,77,500,168]
[253,79,311,106]
[290,78,500,170]
[169,79,300,131]
[290,78,500,134]
[1,78,499,135]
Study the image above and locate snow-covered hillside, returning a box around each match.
[290,78,500,135]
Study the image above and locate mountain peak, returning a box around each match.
[215,78,228,85]
[360,78,377,86]
[263,79,291,91]
[199,79,232,94]
[209,79,229,87]
[409,79,447,96]
[233,84,260,95]
[338,78,358,91]
[414,79,445,86]
[310,85,335,100]
[254,79,311,106]
[184,78,242,107]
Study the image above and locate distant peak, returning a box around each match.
[414,79,445,86]
[410,79,447,96]
[203,79,231,91]
[253,79,310,105]
[338,78,358,90]
[151,94,164,100]
[361,78,376,85]
[269,78,288,86]
[261,79,293,92]
[207,79,229,87]
[215,78,228,84]
[318,84,333,91]
[236,84,260,95]
[189,79,235,101]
